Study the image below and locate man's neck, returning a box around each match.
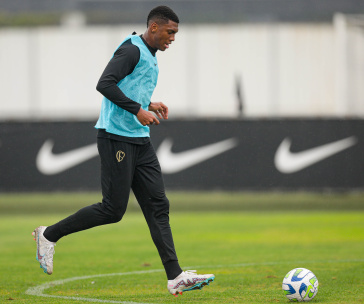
[140,34,158,56]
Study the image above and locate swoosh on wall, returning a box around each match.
[36,140,98,175]
[157,138,238,174]
[274,136,358,174]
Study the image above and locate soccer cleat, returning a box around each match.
[167,270,215,296]
[32,226,56,275]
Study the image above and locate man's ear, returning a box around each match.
[150,22,158,33]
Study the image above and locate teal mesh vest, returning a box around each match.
[95,35,159,137]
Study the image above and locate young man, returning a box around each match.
[32,6,214,297]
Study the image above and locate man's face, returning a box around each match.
[152,20,179,51]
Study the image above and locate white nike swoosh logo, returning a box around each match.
[157,138,238,174]
[274,136,358,174]
[36,140,98,175]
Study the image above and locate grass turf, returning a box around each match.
[1,191,364,214]
[0,192,363,303]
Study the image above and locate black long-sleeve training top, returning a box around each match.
[96,33,158,116]
[96,33,158,144]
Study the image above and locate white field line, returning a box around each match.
[25,259,364,304]
[25,269,165,304]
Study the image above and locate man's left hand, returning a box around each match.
[148,102,169,120]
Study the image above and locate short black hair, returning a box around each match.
[147,6,179,27]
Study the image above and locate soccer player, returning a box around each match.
[32,6,214,296]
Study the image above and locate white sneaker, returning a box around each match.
[32,226,56,275]
[167,270,215,297]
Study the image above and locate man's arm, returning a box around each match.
[96,39,141,115]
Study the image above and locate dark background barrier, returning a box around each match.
[0,119,363,191]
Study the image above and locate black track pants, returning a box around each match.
[45,137,178,265]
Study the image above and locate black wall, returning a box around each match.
[0,119,363,191]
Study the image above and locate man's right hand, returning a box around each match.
[136,108,160,126]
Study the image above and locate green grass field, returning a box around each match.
[0,192,363,303]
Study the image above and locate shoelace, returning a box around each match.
[183,270,197,276]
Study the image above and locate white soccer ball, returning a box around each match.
[282,268,319,302]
